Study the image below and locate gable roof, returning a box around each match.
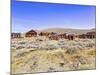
[26,30,37,34]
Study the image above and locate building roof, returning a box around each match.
[86,31,96,35]
[26,30,37,34]
[11,33,21,34]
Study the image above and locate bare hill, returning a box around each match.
[41,28,95,34]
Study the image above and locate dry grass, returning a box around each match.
[11,37,96,74]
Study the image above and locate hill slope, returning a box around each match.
[41,28,95,34]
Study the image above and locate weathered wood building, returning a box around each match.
[49,35,59,40]
[39,32,49,36]
[49,33,76,40]
[57,33,67,39]
[11,33,21,38]
[25,30,37,37]
[78,34,87,39]
[86,31,96,39]
[78,32,96,39]
[67,34,75,40]
[39,32,56,37]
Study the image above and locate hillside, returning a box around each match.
[41,28,95,34]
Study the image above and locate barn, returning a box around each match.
[25,30,37,37]
[11,33,21,38]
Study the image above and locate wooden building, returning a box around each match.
[86,31,96,39]
[11,33,21,38]
[49,35,59,40]
[25,30,37,37]
[67,34,75,40]
[78,34,87,39]
[57,33,67,39]
[39,32,49,36]
[39,32,56,37]
[78,32,96,39]
[49,33,75,40]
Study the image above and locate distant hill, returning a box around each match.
[40,28,95,35]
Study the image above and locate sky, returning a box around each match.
[12,0,96,32]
